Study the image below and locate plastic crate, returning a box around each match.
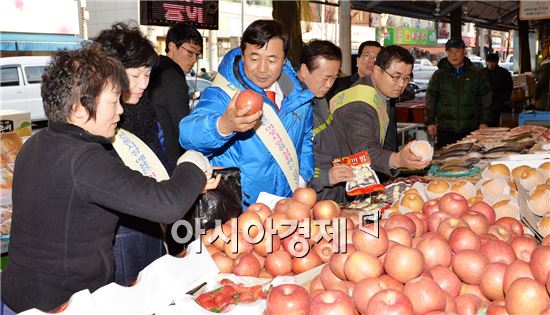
[518,111,550,127]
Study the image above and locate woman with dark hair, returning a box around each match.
[95,22,170,286]
[1,43,220,312]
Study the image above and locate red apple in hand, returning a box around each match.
[236,89,263,114]
[266,283,310,315]
[309,289,356,315]
[366,289,414,315]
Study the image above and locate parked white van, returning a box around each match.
[1,56,50,121]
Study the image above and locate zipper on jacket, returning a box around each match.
[457,74,461,132]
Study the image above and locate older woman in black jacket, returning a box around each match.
[95,22,172,286]
[1,43,220,313]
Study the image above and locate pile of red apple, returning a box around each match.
[202,188,550,315]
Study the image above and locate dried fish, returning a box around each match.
[435,150,471,159]
[471,127,510,134]
[465,152,483,159]
[483,151,512,159]
[484,144,523,154]
[502,132,532,143]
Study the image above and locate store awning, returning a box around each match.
[0,32,84,52]
[351,1,521,32]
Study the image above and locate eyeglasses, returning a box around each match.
[179,46,202,59]
[380,67,412,84]
[361,53,377,61]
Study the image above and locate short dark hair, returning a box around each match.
[300,40,342,72]
[445,38,466,50]
[486,53,499,62]
[358,40,382,56]
[375,45,415,70]
[240,20,289,55]
[41,42,129,123]
[95,22,158,68]
[165,23,203,54]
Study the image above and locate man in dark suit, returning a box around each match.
[326,40,382,102]
[148,23,203,167]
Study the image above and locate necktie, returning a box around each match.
[266,90,278,111]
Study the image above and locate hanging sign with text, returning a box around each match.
[519,1,550,21]
[140,0,218,29]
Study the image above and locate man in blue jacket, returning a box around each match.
[179,20,314,208]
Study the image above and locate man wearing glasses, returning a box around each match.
[148,23,203,168]
[330,45,430,178]
[425,38,491,148]
[326,41,382,102]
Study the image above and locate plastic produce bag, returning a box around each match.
[187,167,243,231]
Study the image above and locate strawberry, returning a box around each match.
[195,292,213,307]
[200,300,219,311]
[238,291,254,304]
[232,283,247,294]
[250,285,262,301]
[219,285,237,298]
[219,278,235,286]
[213,292,233,308]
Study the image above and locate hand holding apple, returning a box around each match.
[218,90,263,135]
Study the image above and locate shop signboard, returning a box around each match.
[140,0,219,30]
[520,1,550,20]
[377,27,437,46]
[0,0,79,35]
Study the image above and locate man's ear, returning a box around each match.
[299,63,309,78]
[167,41,177,53]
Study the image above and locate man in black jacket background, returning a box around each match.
[482,53,513,127]
[148,23,203,167]
[325,40,382,102]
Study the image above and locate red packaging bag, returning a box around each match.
[332,151,385,196]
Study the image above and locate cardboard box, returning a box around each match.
[0,109,32,137]
[512,73,536,98]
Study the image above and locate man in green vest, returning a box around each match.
[330,45,430,178]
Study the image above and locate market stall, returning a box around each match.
[5,124,550,315]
